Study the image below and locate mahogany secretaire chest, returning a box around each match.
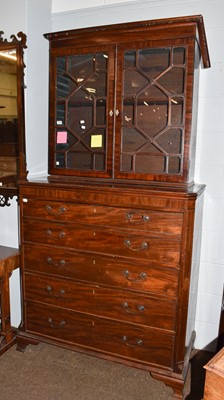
[17,15,210,399]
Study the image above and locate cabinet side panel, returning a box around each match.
[185,192,204,346]
[188,40,200,184]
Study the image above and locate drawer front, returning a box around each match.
[26,301,174,368]
[24,273,177,331]
[22,199,183,236]
[23,220,181,264]
[24,243,179,297]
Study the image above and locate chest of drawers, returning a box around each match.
[17,179,204,399]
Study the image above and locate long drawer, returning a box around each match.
[24,273,177,331]
[23,220,181,264]
[26,301,175,369]
[22,199,183,236]
[23,243,179,297]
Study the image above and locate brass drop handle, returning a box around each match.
[121,335,143,347]
[123,270,147,282]
[59,231,66,238]
[126,212,150,223]
[47,317,66,329]
[46,229,66,239]
[46,285,65,297]
[46,229,52,237]
[46,205,52,213]
[45,204,67,216]
[122,302,145,314]
[124,239,149,251]
[46,257,66,267]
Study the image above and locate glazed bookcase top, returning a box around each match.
[44,15,210,187]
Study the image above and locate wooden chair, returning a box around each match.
[0,245,20,355]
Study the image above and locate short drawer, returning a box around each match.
[24,273,177,331]
[26,301,175,369]
[24,243,179,297]
[22,199,183,236]
[23,220,181,264]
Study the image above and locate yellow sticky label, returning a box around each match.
[91,135,103,148]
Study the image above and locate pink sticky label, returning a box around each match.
[57,131,67,144]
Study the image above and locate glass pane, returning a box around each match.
[124,50,136,67]
[136,87,168,137]
[84,128,105,150]
[57,73,77,98]
[137,103,168,137]
[135,155,165,174]
[67,151,92,170]
[55,153,65,168]
[120,45,186,176]
[122,128,146,152]
[168,156,181,174]
[56,130,77,151]
[156,129,182,154]
[121,154,132,172]
[96,99,106,125]
[67,90,93,137]
[68,55,94,80]
[95,154,105,170]
[138,48,170,79]
[123,100,134,126]
[85,71,107,97]
[71,142,89,153]
[56,102,65,126]
[158,67,185,94]
[57,57,66,73]
[55,52,108,172]
[173,47,185,65]
[124,70,149,95]
[171,98,183,125]
[95,53,108,70]
[140,142,162,154]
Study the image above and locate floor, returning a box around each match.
[186,350,214,400]
[0,340,215,400]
